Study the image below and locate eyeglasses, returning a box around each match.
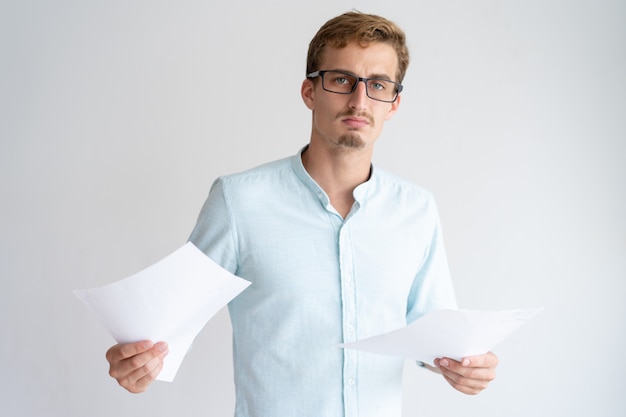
[307,70,403,103]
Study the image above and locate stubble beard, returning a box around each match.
[337,132,365,149]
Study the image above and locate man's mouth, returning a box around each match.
[340,113,373,129]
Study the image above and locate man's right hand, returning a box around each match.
[105,340,169,393]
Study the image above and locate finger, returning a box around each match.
[439,362,494,385]
[439,361,492,392]
[441,372,486,395]
[108,342,168,382]
[461,352,499,369]
[439,354,496,373]
[117,353,166,393]
[437,357,496,395]
[440,358,496,380]
[106,340,154,363]
[135,357,165,391]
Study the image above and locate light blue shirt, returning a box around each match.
[189,147,457,417]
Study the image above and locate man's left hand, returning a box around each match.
[434,351,498,395]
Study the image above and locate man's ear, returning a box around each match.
[385,93,401,121]
[301,78,315,110]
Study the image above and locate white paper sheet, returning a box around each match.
[339,308,542,366]
[74,242,250,382]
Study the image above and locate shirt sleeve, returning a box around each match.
[188,177,239,274]
[405,199,458,324]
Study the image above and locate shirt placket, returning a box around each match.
[339,220,358,417]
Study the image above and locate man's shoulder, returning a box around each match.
[218,155,294,186]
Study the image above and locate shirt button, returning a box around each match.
[345,274,352,282]
[348,378,355,386]
[346,324,354,332]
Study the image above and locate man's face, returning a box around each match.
[302,41,401,153]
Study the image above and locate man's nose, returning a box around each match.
[348,80,369,109]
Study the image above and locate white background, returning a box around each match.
[1,0,624,416]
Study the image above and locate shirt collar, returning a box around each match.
[290,145,377,207]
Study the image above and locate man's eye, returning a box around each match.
[334,77,350,85]
[370,81,386,90]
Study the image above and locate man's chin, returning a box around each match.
[337,133,365,149]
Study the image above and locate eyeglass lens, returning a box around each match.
[322,71,398,102]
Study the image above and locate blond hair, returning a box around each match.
[306,11,410,83]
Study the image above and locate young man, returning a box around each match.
[106,11,498,416]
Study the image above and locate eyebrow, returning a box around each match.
[331,69,395,81]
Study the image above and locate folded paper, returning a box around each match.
[339,308,542,366]
[74,242,250,382]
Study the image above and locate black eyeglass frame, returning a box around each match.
[307,70,403,103]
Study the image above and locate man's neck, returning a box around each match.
[301,141,373,218]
